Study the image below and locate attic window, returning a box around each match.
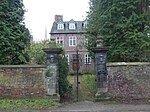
[57,23,64,30]
[83,23,87,29]
[69,23,76,30]
[83,22,87,29]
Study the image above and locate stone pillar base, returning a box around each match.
[95,88,113,101]
[46,94,60,102]
[97,87,108,93]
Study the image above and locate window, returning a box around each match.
[83,22,87,29]
[84,54,91,64]
[56,37,64,45]
[65,54,69,65]
[57,23,64,30]
[69,36,76,46]
[69,23,76,30]
[148,33,150,38]
[84,36,88,46]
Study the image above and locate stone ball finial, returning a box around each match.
[96,35,104,48]
[49,37,58,48]
[50,37,55,42]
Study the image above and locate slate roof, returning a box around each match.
[50,20,86,34]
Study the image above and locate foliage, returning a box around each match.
[0,98,60,110]
[25,40,70,99]
[25,40,50,64]
[79,74,96,100]
[87,0,150,62]
[25,40,64,64]
[58,52,70,99]
[0,0,31,64]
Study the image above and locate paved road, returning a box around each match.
[53,101,150,112]
[1,101,150,112]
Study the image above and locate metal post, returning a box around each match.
[72,47,80,102]
[76,48,79,102]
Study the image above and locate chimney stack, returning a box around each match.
[55,15,63,22]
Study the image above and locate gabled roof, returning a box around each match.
[50,20,86,34]
[69,19,75,23]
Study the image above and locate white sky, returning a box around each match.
[23,0,89,42]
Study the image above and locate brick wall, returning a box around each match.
[0,65,46,98]
[107,62,150,99]
[0,63,150,99]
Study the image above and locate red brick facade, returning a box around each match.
[50,15,95,74]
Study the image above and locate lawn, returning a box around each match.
[0,98,61,110]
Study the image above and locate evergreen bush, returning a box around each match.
[58,52,70,100]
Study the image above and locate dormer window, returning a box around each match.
[57,23,64,30]
[83,21,87,29]
[69,23,76,30]
[83,23,87,29]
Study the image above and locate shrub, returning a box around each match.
[24,40,50,64]
[58,52,70,100]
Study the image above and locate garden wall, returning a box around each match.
[0,65,46,98]
[107,62,150,99]
[0,62,150,99]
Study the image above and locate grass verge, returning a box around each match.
[0,98,61,110]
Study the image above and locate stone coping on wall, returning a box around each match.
[0,65,46,68]
[107,62,150,67]
[0,62,150,68]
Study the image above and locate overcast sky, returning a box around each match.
[23,0,89,42]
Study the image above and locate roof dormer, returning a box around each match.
[83,20,87,29]
[69,19,76,30]
[57,22,64,30]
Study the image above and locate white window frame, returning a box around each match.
[84,54,91,64]
[148,33,150,38]
[83,22,87,29]
[69,23,76,30]
[56,37,64,46]
[84,36,88,46]
[57,23,64,30]
[69,36,77,46]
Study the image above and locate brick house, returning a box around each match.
[50,15,95,74]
